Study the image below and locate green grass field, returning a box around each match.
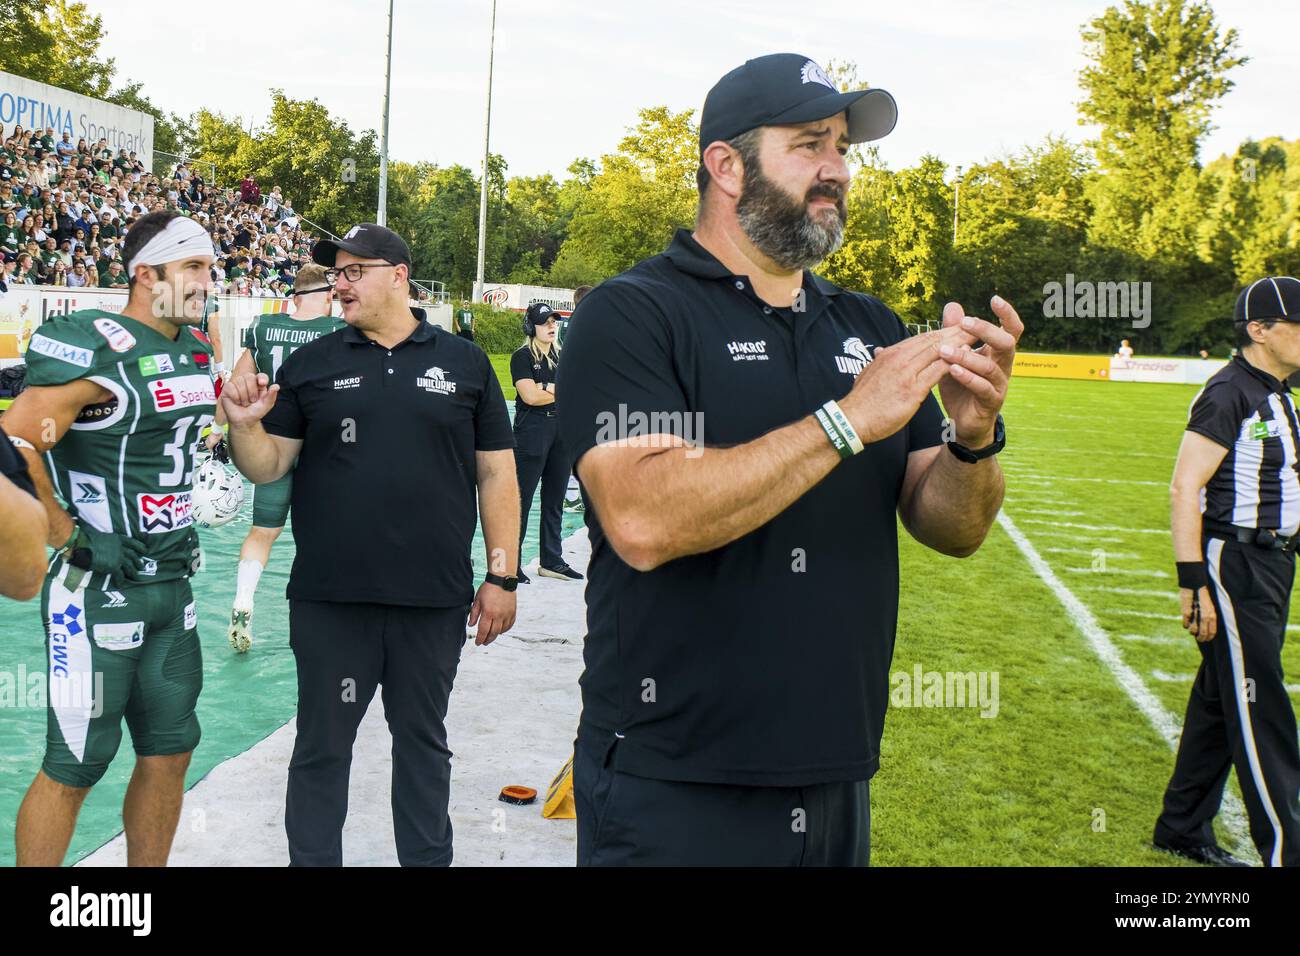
[874,376,1297,866]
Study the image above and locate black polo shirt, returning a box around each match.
[509,344,557,411]
[558,228,945,788]
[1188,354,1300,535]
[262,310,515,608]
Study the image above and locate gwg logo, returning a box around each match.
[482,288,509,306]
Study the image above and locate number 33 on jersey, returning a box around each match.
[24,310,218,583]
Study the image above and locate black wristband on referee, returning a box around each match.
[1176,561,1207,590]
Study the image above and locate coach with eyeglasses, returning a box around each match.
[221,223,521,866]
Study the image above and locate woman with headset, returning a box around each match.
[511,303,583,584]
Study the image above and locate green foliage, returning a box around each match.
[1078,0,1244,255]
[187,92,380,236]
[548,106,698,284]
[466,303,526,355]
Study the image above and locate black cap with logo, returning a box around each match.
[700,53,897,152]
[1235,276,1300,324]
[312,223,412,269]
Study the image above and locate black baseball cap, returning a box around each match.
[1235,276,1300,323]
[526,303,559,323]
[700,53,897,152]
[312,222,412,269]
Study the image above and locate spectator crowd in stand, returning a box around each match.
[0,122,321,297]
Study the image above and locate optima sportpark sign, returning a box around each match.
[0,71,154,165]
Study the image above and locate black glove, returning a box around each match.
[66,523,148,580]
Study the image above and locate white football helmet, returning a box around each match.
[192,457,245,528]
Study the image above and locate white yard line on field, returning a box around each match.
[1004,473,1166,488]
[1118,634,1185,646]
[997,510,1256,859]
[1015,508,1086,517]
[1021,519,1168,535]
[1008,447,1172,460]
[1152,670,1197,683]
[1063,568,1172,579]
[1043,548,1140,559]
[1083,586,1177,599]
[1107,609,1181,621]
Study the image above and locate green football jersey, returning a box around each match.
[24,310,218,584]
[241,312,344,381]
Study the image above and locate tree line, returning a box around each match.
[5,0,1296,355]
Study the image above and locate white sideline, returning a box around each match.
[997,511,1256,859]
[78,530,593,867]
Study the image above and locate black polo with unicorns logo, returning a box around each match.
[261,309,515,607]
[558,227,946,787]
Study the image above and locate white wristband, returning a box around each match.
[821,400,864,455]
[7,434,36,452]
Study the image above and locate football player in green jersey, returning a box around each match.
[214,263,341,653]
[4,210,218,866]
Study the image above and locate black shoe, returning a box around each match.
[538,563,584,581]
[516,569,531,585]
[1153,842,1251,867]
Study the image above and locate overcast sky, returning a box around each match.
[95,0,1300,180]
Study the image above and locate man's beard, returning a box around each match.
[735,157,847,272]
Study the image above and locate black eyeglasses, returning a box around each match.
[292,284,333,296]
[325,263,396,283]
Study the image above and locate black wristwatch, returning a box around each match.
[484,572,518,592]
[945,414,1006,463]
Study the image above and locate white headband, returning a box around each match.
[127,216,215,275]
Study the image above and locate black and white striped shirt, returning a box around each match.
[1189,355,1300,535]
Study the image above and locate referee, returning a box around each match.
[221,223,521,866]
[558,54,1022,866]
[1156,275,1300,868]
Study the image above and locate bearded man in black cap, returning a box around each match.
[222,223,521,866]
[558,54,1023,866]
[1156,275,1300,868]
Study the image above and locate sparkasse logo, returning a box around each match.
[148,375,215,412]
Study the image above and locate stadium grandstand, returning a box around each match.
[0,122,322,296]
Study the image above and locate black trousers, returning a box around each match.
[285,600,468,866]
[574,732,870,866]
[514,408,569,569]
[1155,537,1300,866]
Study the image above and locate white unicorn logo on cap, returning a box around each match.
[800,60,836,91]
